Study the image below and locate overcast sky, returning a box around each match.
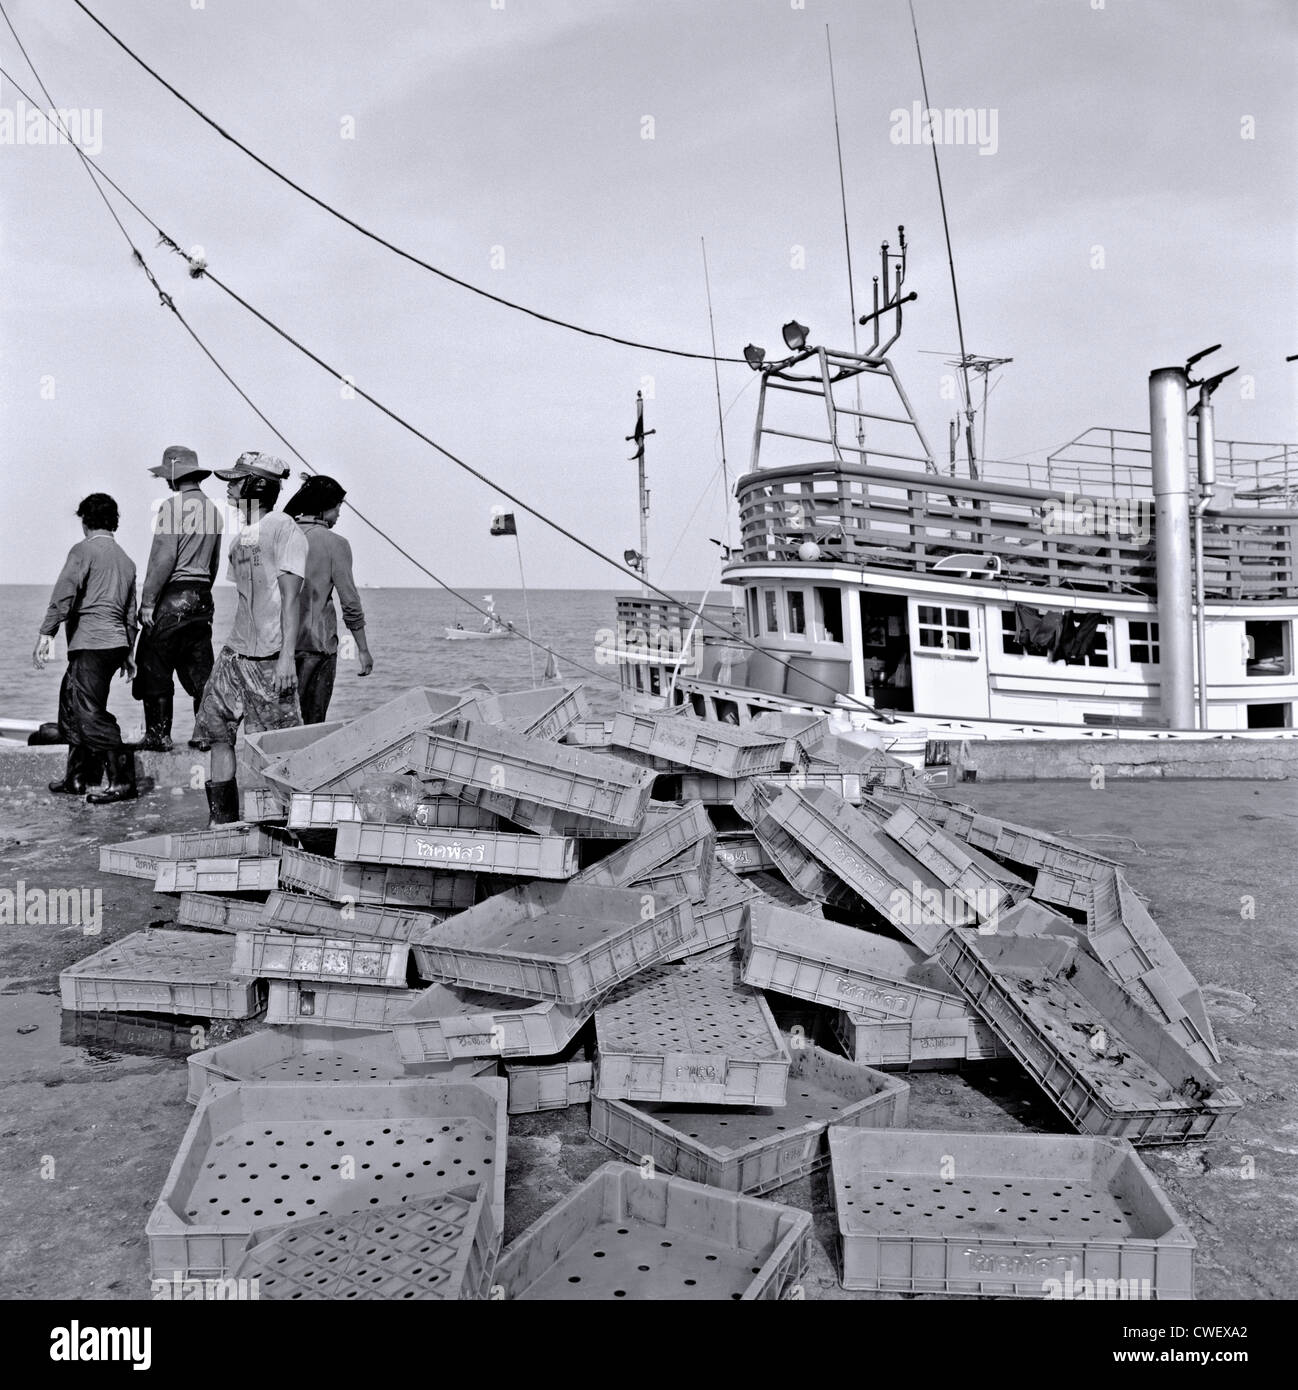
[2,0,1294,590]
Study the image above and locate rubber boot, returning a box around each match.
[205,778,241,827]
[137,693,174,752]
[48,745,86,795]
[86,748,139,804]
[81,748,106,793]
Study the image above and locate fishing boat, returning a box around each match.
[609,230,1298,766]
[444,595,517,641]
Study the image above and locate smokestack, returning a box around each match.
[1149,367,1195,728]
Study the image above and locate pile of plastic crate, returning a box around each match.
[74,688,1236,1300]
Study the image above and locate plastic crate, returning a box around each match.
[935,931,1242,1145]
[740,901,976,1022]
[413,720,655,827]
[274,687,471,792]
[748,710,832,764]
[1032,866,1096,914]
[505,1041,594,1114]
[679,770,867,805]
[865,787,980,840]
[741,871,824,917]
[563,720,616,747]
[594,959,790,1107]
[391,983,604,1062]
[466,683,590,741]
[831,1010,1012,1070]
[154,857,283,894]
[231,1187,498,1301]
[828,1127,1195,1298]
[238,720,347,790]
[453,784,641,839]
[730,782,848,904]
[98,828,283,880]
[409,881,695,1006]
[880,804,1008,923]
[714,832,777,873]
[186,1026,495,1103]
[232,930,410,988]
[628,840,714,907]
[242,787,288,823]
[175,893,268,934]
[762,786,979,942]
[575,800,713,890]
[609,711,786,778]
[493,1161,811,1301]
[590,1043,909,1195]
[262,890,444,941]
[656,862,758,965]
[60,929,266,1019]
[146,1076,507,1280]
[333,820,577,880]
[265,980,425,1030]
[278,846,479,912]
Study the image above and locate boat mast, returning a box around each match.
[626,390,655,595]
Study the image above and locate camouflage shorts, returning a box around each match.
[194,645,301,746]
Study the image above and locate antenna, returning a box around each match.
[701,236,731,548]
[826,24,866,454]
[908,0,977,477]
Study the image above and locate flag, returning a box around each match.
[490,512,517,536]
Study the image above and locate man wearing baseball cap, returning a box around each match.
[193,451,308,825]
[134,446,223,752]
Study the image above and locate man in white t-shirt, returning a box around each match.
[193,451,308,825]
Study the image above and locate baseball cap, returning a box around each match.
[283,474,347,518]
[148,445,206,482]
[214,451,292,482]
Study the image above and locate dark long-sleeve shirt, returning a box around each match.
[41,535,139,652]
[141,485,223,608]
[294,519,366,655]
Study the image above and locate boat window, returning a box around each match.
[648,665,661,696]
[1000,609,1025,655]
[1245,620,1290,676]
[746,588,760,639]
[814,587,843,644]
[1247,702,1291,728]
[1129,620,1160,665]
[917,604,972,653]
[763,590,780,634]
[787,590,807,636]
[1080,622,1110,668]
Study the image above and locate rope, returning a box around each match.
[71,0,747,365]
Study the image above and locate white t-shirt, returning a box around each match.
[224,511,308,657]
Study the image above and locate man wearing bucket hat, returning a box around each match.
[282,473,374,723]
[193,451,308,825]
[134,445,223,752]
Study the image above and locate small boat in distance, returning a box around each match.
[444,595,517,641]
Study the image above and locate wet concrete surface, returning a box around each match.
[0,755,1293,1300]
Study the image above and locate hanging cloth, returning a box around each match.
[1014,603,1063,656]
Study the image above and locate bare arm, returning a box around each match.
[332,537,373,674]
[275,572,303,694]
[140,503,180,615]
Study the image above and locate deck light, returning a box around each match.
[743,344,766,370]
[782,320,810,351]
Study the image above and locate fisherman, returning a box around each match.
[33,494,141,802]
[281,473,373,723]
[133,445,223,752]
[193,452,307,825]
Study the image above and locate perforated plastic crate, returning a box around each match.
[740,901,976,1021]
[242,787,288,823]
[575,801,713,890]
[609,711,786,778]
[99,828,284,880]
[155,857,283,894]
[459,683,589,741]
[175,893,268,934]
[505,1041,594,1113]
[278,846,479,912]
[714,832,777,874]
[935,931,1242,1145]
[761,785,979,941]
[274,687,471,792]
[655,863,757,966]
[231,1187,499,1300]
[391,983,603,1062]
[730,781,848,903]
[594,959,790,1107]
[828,1127,1195,1298]
[831,1010,1012,1070]
[262,890,444,941]
[334,820,577,880]
[146,1076,507,1280]
[882,804,1010,919]
[590,1043,909,1195]
[493,1162,810,1300]
[232,930,410,988]
[409,881,695,1005]
[60,930,266,1019]
[413,720,655,828]
[265,980,423,1030]
[186,1026,495,1103]
[239,720,347,790]
[627,840,714,907]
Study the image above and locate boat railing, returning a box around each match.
[732,463,1298,601]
